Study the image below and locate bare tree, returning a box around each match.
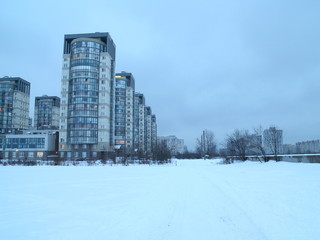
[153,141,171,163]
[250,126,267,162]
[263,126,283,161]
[226,129,251,161]
[196,130,217,158]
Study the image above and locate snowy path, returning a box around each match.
[1,160,320,240]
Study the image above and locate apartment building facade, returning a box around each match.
[158,135,184,155]
[34,95,60,130]
[114,72,135,153]
[59,32,116,160]
[0,77,30,134]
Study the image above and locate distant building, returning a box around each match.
[158,135,184,155]
[282,144,296,154]
[134,93,146,153]
[263,127,283,155]
[34,95,60,130]
[145,106,154,155]
[296,140,320,154]
[0,77,30,134]
[151,115,157,152]
[114,72,135,153]
[1,130,58,160]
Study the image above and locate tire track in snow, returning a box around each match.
[190,166,269,240]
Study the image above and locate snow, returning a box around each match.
[1,159,319,240]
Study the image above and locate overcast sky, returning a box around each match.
[1,0,320,150]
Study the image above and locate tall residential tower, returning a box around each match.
[59,32,116,159]
[114,72,135,153]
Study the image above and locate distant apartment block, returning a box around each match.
[282,144,296,154]
[151,115,157,151]
[296,140,320,154]
[135,93,146,153]
[114,72,135,153]
[34,95,60,130]
[145,106,152,155]
[263,127,283,154]
[0,77,30,134]
[158,135,184,155]
[59,32,116,160]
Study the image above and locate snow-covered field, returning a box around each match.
[1,159,319,240]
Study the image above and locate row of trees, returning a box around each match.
[224,126,282,162]
[195,130,217,158]
[114,126,283,163]
[179,126,283,162]
[114,141,172,165]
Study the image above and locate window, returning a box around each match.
[37,152,43,157]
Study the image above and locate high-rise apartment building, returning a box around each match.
[34,95,60,130]
[151,115,157,151]
[145,106,152,155]
[114,72,135,153]
[0,77,30,134]
[59,32,116,159]
[134,93,146,153]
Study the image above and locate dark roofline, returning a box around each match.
[63,32,116,59]
[115,71,135,89]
